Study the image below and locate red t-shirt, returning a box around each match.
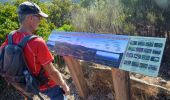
[1,31,57,91]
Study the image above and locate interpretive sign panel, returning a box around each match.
[47,31,166,77]
[47,31,129,68]
[119,36,166,77]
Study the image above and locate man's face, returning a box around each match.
[28,14,42,32]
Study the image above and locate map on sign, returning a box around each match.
[47,31,129,68]
[47,31,166,77]
[119,36,166,77]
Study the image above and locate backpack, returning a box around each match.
[0,31,46,100]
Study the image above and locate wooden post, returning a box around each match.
[63,56,88,98]
[111,68,131,100]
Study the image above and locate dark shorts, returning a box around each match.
[40,85,66,100]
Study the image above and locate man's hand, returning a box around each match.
[44,62,70,95]
[62,82,70,95]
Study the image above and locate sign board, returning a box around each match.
[47,31,129,68]
[47,31,166,77]
[119,36,166,76]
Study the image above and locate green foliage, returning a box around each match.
[123,23,136,35]
[80,0,95,8]
[146,12,157,24]
[13,0,40,6]
[72,0,126,33]
[48,0,72,27]
[36,19,56,40]
[56,24,74,31]
[119,0,168,35]
[73,0,170,36]
[0,3,19,45]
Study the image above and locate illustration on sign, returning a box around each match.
[47,31,129,68]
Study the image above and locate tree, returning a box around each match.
[0,2,18,45]
[71,0,126,33]
[48,0,72,27]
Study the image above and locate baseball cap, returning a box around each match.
[17,1,48,18]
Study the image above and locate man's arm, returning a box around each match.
[44,62,70,95]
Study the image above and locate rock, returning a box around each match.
[135,74,143,79]
[165,81,170,89]
[107,93,114,100]
[82,65,113,93]
[87,95,97,100]
[159,79,167,84]
[141,76,159,84]
[167,71,170,75]
[141,76,153,83]
[156,77,161,81]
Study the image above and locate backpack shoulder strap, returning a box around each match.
[8,30,17,44]
[18,35,38,48]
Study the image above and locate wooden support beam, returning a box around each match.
[111,68,131,100]
[63,56,88,98]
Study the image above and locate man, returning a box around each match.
[1,1,70,100]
